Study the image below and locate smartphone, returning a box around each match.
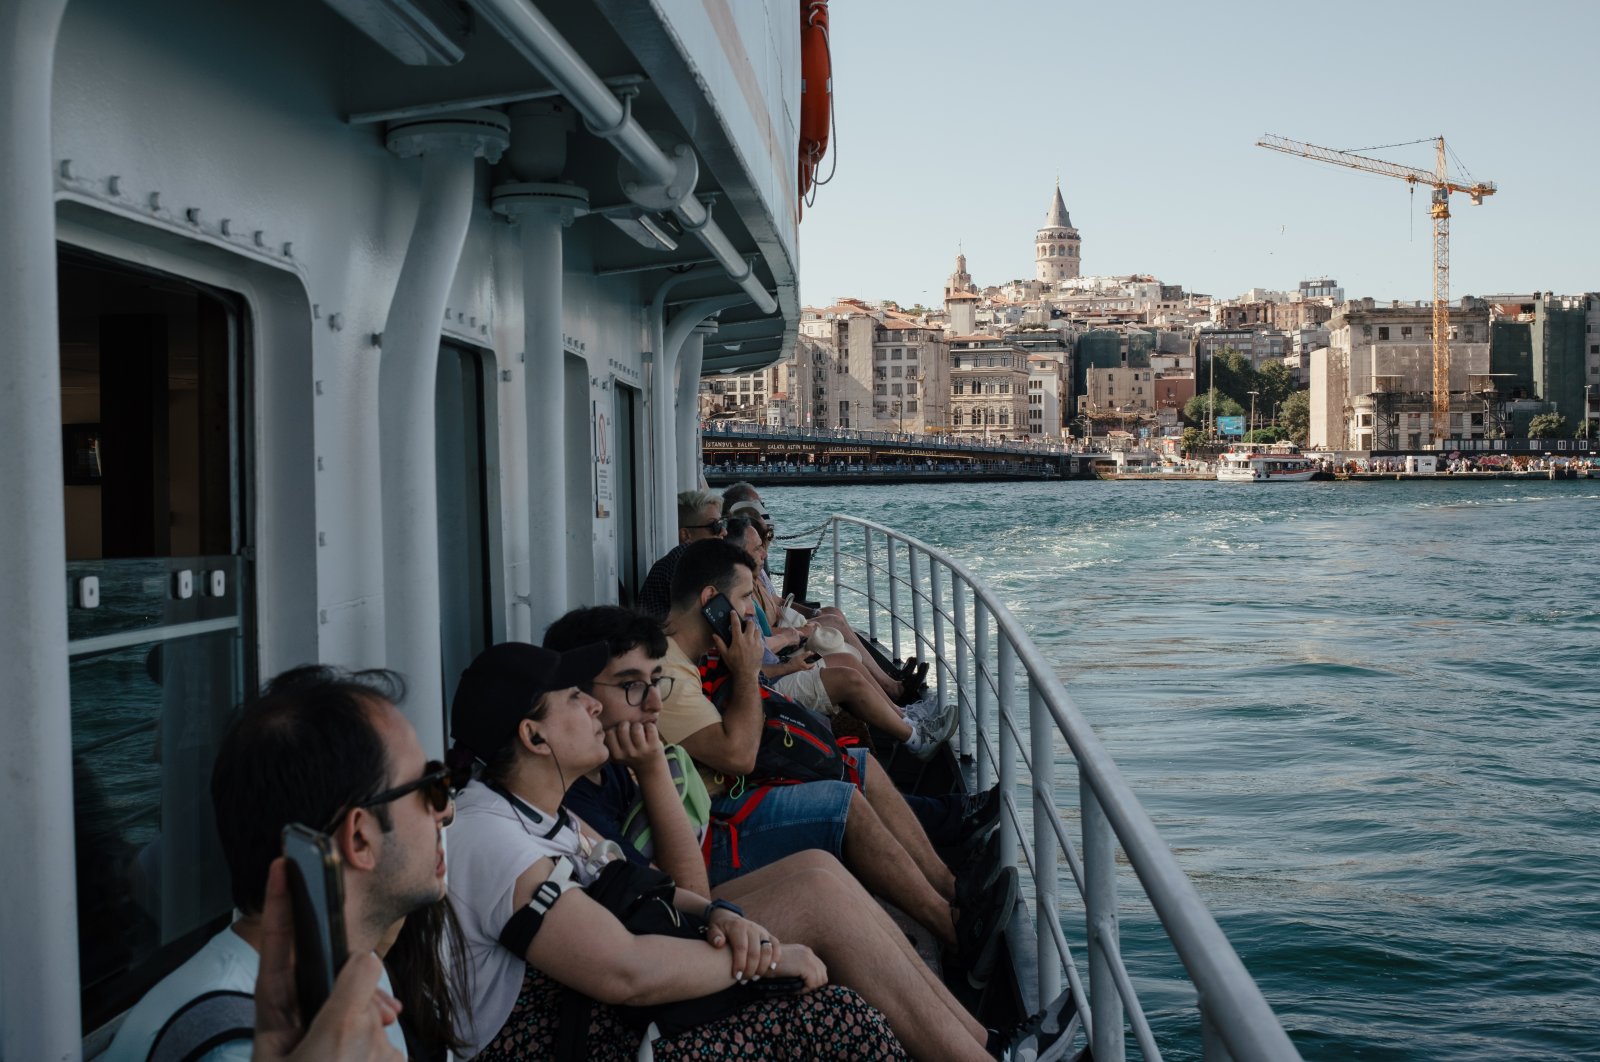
[281,823,349,1021]
[701,592,735,644]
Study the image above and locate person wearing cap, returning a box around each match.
[655,538,1021,989]
[545,605,1065,1062]
[443,641,909,1060]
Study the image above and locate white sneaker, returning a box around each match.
[906,695,957,745]
[903,720,941,761]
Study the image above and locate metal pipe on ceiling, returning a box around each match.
[469,0,778,315]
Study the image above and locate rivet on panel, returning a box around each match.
[372,332,384,347]
[317,531,327,547]
[281,242,293,258]
[315,380,324,395]
[316,456,325,471]
[313,304,321,319]
[106,175,121,196]
[518,351,525,363]
[59,160,73,180]
[319,609,329,625]
[253,230,266,247]
[148,192,162,210]
[185,208,201,225]
[328,313,343,332]
[220,219,232,236]
[480,324,489,335]
[469,316,477,328]
[499,369,513,382]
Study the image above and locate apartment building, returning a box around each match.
[949,335,1030,437]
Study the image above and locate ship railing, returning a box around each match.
[823,515,1301,1062]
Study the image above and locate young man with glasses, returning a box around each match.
[106,666,457,1062]
[543,606,1069,1062]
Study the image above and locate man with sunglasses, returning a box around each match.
[636,488,730,619]
[107,666,455,1062]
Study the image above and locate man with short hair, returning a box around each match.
[107,667,454,1062]
[655,539,1018,986]
[725,483,930,708]
[545,606,1064,1061]
[636,488,729,618]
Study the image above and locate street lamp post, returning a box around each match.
[1247,389,1259,441]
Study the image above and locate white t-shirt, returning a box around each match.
[103,922,408,1062]
[446,780,596,1059]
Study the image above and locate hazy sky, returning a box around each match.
[796,0,1600,309]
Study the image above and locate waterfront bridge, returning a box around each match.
[700,422,1094,485]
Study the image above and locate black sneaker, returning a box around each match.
[956,827,1002,894]
[956,783,1002,846]
[999,985,1076,1061]
[956,864,1017,988]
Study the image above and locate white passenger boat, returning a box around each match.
[0,0,1297,1057]
[1217,451,1318,482]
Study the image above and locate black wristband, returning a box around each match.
[704,898,743,922]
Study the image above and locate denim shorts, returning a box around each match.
[706,770,863,887]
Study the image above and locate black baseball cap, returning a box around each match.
[449,641,609,763]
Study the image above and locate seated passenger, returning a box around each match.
[546,605,1067,1062]
[107,667,461,1062]
[723,482,931,708]
[444,642,909,1061]
[636,488,728,618]
[723,515,955,758]
[657,538,1019,985]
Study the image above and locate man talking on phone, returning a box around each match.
[106,666,455,1062]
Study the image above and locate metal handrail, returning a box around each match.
[826,514,1301,1062]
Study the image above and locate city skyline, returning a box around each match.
[798,0,1600,309]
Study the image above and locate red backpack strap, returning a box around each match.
[701,784,782,870]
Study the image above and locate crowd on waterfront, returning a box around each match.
[103,483,1072,1062]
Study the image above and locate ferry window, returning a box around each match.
[58,250,252,1036]
[436,342,503,703]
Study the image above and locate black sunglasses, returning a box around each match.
[324,761,451,833]
[685,518,727,534]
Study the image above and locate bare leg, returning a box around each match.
[839,790,957,945]
[819,664,912,740]
[861,753,957,901]
[718,852,990,1060]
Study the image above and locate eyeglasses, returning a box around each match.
[589,675,676,706]
[684,519,726,535]
[323,761,451,833]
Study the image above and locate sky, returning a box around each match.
[796,0,1600,310]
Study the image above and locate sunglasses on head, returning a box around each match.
[323,761,451,833]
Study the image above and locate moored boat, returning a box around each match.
[1217,451,1318,482]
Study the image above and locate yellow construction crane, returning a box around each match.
[1256,134,1496,445]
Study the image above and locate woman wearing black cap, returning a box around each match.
[443,641,907,1061]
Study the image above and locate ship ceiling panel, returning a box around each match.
[330,0,792,349]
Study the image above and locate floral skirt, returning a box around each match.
[475,965,908,1061]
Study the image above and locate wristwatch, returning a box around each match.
[704,898,744,922]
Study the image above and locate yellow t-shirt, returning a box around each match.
[657,637,732,797]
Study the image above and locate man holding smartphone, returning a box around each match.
[656,539,1019,989]
[107,667,455,1062]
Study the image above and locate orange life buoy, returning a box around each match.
[798,0,831,206]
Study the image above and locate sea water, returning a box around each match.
[763,479,1600,1061]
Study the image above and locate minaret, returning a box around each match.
[944,250,979,335]
[1035,181,1081,283]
